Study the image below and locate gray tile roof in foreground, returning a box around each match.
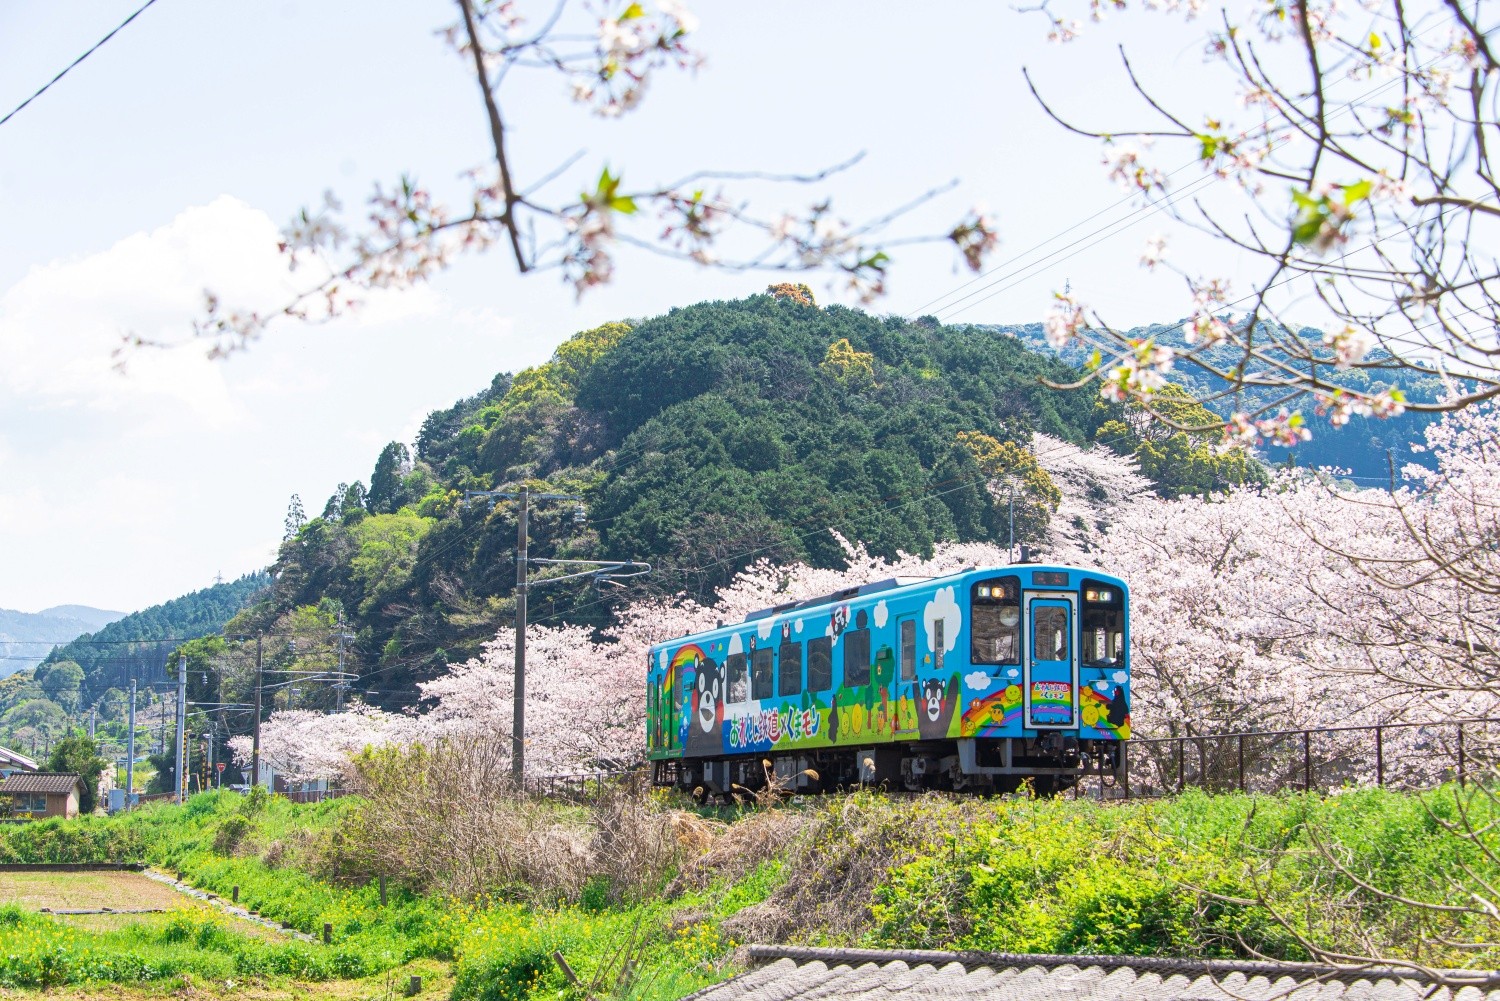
[682,946,1500,1001]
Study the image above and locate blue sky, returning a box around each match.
[0,0,1250,612]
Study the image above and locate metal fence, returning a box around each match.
[1076,717,1500,801]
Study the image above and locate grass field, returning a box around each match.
[0,956,454,1000]
[0,871,183,911]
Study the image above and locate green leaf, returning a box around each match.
[621,2,645,18]
[1342,179,1373,204]
[609,195,638,215]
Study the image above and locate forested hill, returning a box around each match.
[42,574,270,699]
[995,321,1446,480]
[228,290,1252,712]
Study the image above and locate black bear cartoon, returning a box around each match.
[1107,686,1129,728]
[917,675,958,740]
[831,604,850,638]
[686,657,724,755]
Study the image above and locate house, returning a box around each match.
[0,772,82,819]
[0,745,38,779]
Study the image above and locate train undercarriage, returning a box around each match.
[653,736,1125,798]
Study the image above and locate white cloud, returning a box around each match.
[756,618,774,641]
[923,586,961,654]
[1112,670,1128,683]
[872,599,888,629]
[964,670,990,690]
[0,195,467,427]
[727,633,744,657]
[794,618,803,634]
[0,196,526,611]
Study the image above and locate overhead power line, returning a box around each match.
[0,0,163,129]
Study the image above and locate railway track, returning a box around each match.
[525,716,1500,805]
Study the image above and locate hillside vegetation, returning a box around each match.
[0,574,269,755]
[0,785,1497,997]
[234,293,1254,713]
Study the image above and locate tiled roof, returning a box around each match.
[683,947,1500,1001]
[0,772,81,795]
[0,745,37,771]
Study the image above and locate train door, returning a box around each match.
[1023,594,1078,729]
[895,616,918,735]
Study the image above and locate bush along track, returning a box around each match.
[1,785,1499,994]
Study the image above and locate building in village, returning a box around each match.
[0,772,83,819]
[0,745,38,779]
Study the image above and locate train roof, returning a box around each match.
[649,563,1127,653]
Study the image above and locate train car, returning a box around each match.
[646,562,1129,796]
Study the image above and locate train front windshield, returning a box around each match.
[970,575,1022,665]
[1080,580,1124,666]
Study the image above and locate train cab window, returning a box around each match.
[726,652,749,703]
[970,576,1021,665]
[751,647,774,700]
[1082,579,1125,666]
[807,637,832,691]
[778,641,803,696]
[899,620,916,682]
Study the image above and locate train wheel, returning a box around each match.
[1033,775,1082,798]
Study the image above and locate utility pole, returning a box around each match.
[88,707,96,739]
[174,653,187,805]
[1008,485,1015,565]
[126,680,136,808]
[463,487,647,784]
[514,486,528,782]
[252,634,263,789]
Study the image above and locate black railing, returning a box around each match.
[1088,717,1500,801]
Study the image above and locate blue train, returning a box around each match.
[646,562,1129,795]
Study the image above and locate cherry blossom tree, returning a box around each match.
[183,1,1000,356]
[227,704,417,786]
[1025,0,1499,445]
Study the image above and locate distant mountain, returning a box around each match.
[0,606,126,677]
[38,606,126,632]
[40,574,271,697]
[993,321,1446,482]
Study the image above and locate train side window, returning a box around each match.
[934,620,945,672]
[807,637,833,691]
[843,628,871,686]
[726,653,749,703]
[751,647,774,700]
[778,641,803,696]
[899,620,916,682]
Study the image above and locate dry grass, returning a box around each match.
[667,808,805,897]
[0,872,184,912]
[752,793,971,943]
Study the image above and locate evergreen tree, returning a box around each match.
[283,494,307,540]
[45,732,105,813]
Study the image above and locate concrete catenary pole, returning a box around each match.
[252,634,263,789]
[125,680,136,808]
[174,653,187,804]
[513,485,529,783]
